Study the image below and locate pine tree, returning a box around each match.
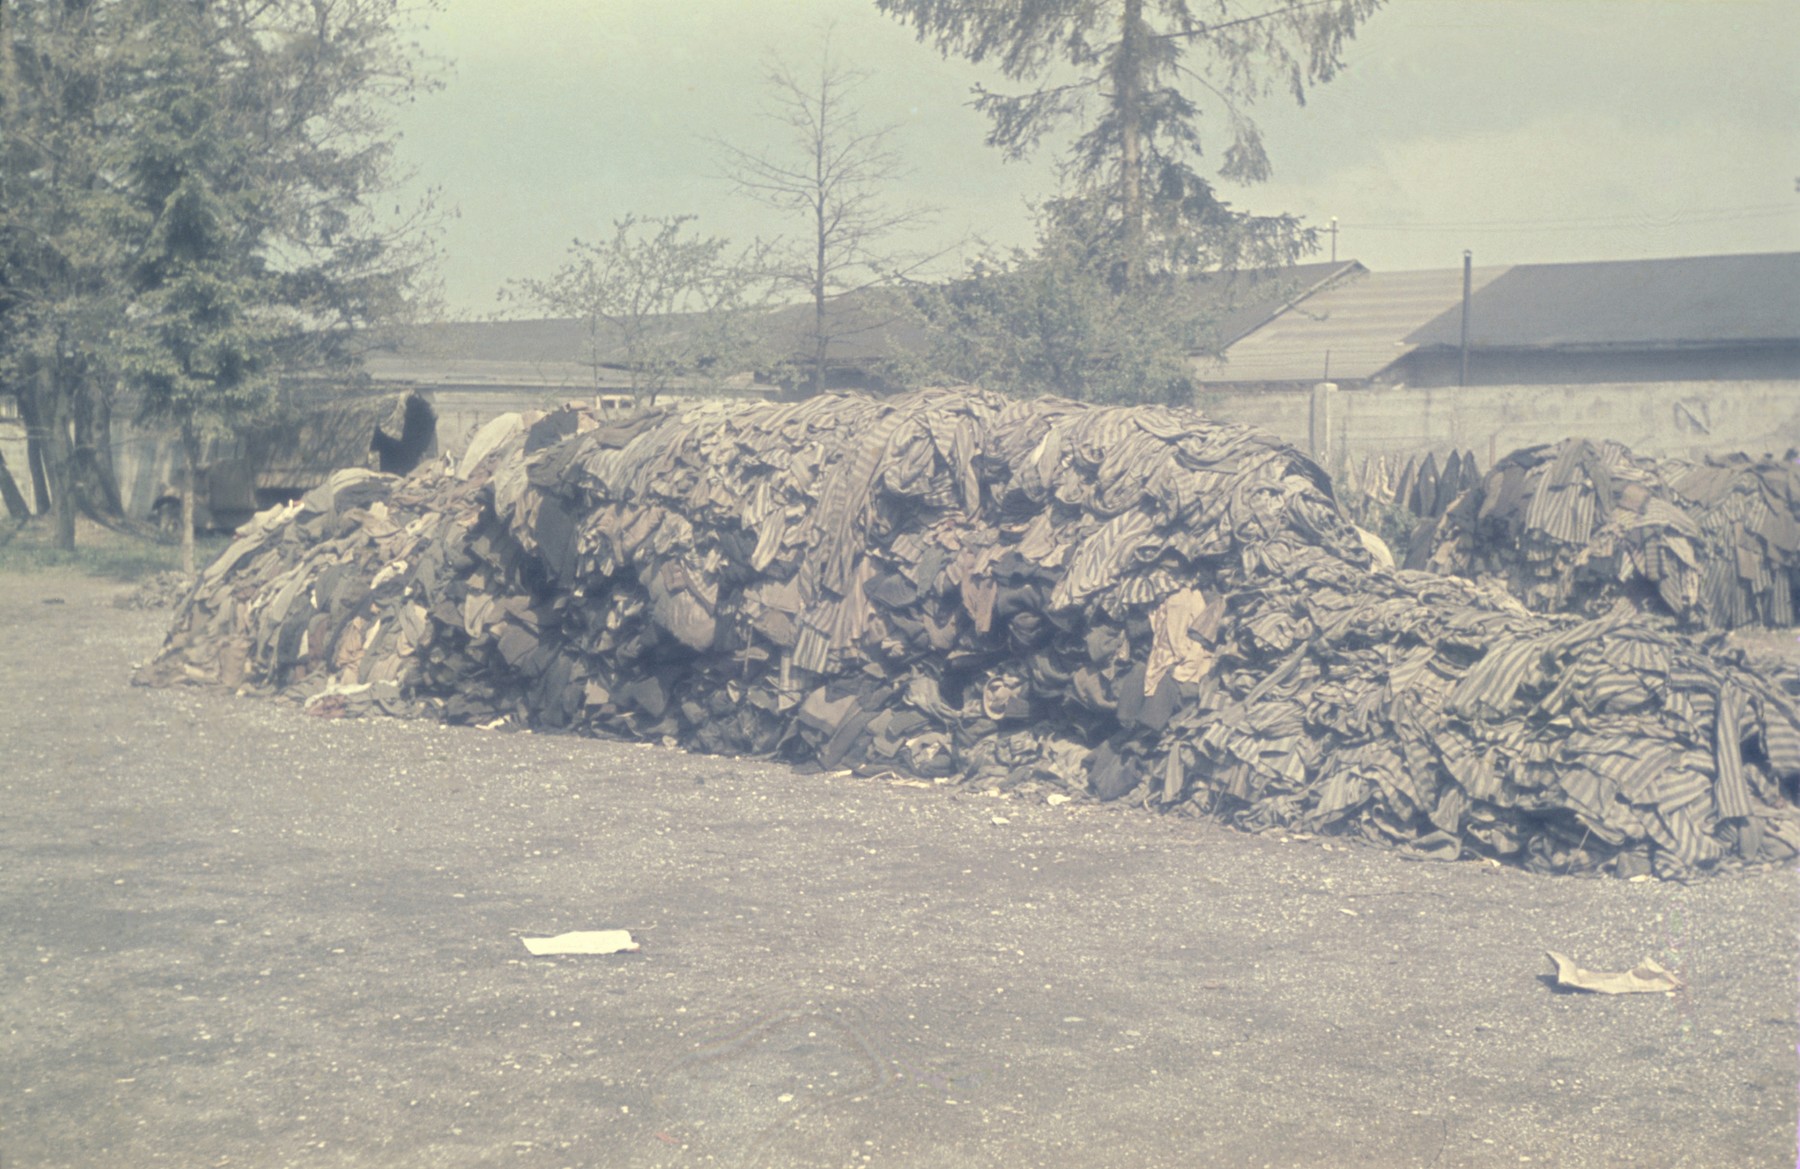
[1,0,439,557]
[879,0,1381,285]
[121,0,284,574]
[0,0,138,548]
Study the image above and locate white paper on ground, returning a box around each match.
[522,929,639,956]
[1544,950,1681,994]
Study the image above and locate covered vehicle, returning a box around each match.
[150,389,437,532]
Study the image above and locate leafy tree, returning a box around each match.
[713,40,933,396]
[909,199,1223,403]
[0,0,138,549]
[119,0,285,575]
[505,215,767,406]
[207,0,443,374]
[1,0,440,558]
[879,0,1382,285]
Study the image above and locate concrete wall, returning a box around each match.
[1394,343,1800,388]
[1196,379,1800,474]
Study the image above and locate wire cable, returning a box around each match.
[1337,204,1798,234]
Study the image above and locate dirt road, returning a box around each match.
[1,569,1794,1168]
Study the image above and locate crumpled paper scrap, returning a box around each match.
[1544,951,1682,994]
[522,930,639,956]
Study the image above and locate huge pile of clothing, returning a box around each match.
[1415,439,1800,630]
[136,391,1800,878]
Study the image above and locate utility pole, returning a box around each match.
[1458,249,1473,388]
[1328,217,1339,263]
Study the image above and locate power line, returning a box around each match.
[1338,204,1798,234]
[1152,0,1355,42]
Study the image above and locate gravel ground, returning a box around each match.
[2,568,1796,1169]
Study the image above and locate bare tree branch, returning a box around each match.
[710,35,939,395]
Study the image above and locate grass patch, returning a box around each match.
[0,518,229,582]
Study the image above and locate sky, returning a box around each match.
[390,0,1800,318]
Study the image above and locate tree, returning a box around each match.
[207,0,443,374]
[505,215,766,406]
[879,0,1382,286]
[909,199,1222,404]
[713,41,932,396]
[1,0,440,558]
[0,0,138,549]
[119,0,284,575]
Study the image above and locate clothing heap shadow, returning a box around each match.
[1415,439,1800,631]
[135,390,1800,879]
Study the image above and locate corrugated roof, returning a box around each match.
[757,289,928,366]
[375,297,925,376]
[750,265,1365,369]
[363,355,604,389]
[366,314,744,391]
[1187,260,1365,347]
[379,317,681,366]
[1407,251,1800,349]
[1197,265,1507,383]
[381,263,1364,376]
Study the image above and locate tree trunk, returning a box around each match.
[45,367,77,551]
[26,430,51,515]
[813,203,829,397]
[15,387,52,515]
[75,382,125,517]
[180,425,199,578]
[1117,0,1146,289]
[812,96,829,397]
[0,448,30,519]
